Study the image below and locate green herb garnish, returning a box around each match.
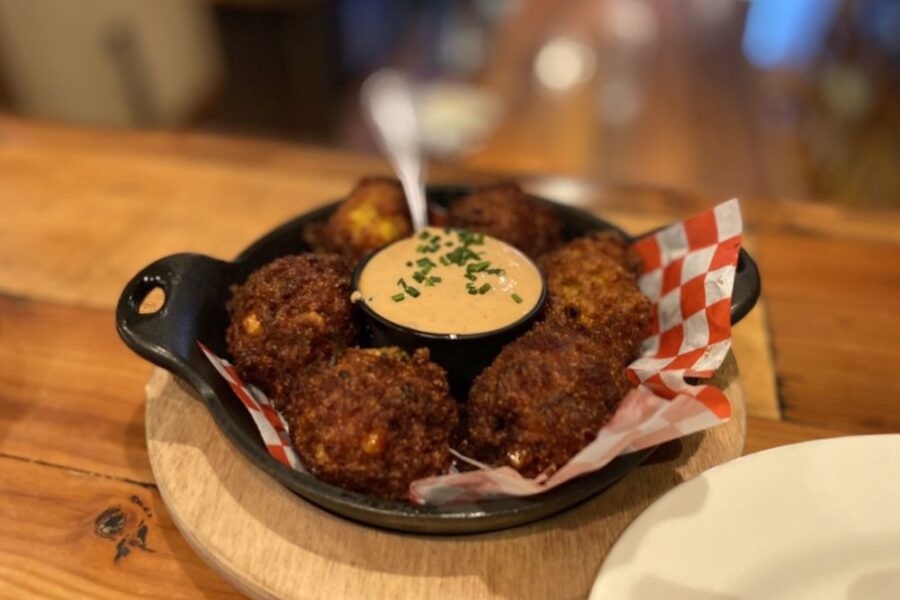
[478,283,491,294]
[397,278,421,298]
[417,239,441,253]
[444,246,481,266]
[511,293,523,304]
[392,293,405,302]
[416,257,437,272]
[458,230,485,247]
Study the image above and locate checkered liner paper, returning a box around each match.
[200,199,743,505]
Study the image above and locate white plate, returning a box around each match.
[591,435,900,599]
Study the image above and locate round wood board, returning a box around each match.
[146,354,746,600]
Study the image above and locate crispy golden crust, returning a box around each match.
[286,348,458,499]
[540,234,652,363]
[466,323,630,478]
[305,177,412,262]
[447,182,562,259]
[226,254,357,410]
[582,230,644,276]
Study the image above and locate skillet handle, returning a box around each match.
[116,253,235,383]
[731,248,761,325]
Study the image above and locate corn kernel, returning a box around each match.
[361,431,386,456]
[242,313,262,335]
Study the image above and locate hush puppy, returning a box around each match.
[466,323,630,478]
[226,254,357,409]
[540,234,652,363]
[286,347,458,499]
[305,177,412,262]
[447,182,562,259]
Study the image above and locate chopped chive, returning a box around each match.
[398,277,421,298]
[478,283,491,294]
[467,287,478,295]
[430,235,441,243]
[445,241,454,247]
[429,276,441,283]
[416,244,427,253]
[485,267,505,275]
[459,230,485,247]
[464,273,476,282]
[392,293,405,302]
[412,272,425,283]
[419,231,431,240]
[444,246,481,265]
[467,260,491,273]
[416,257,436,270]
[439,256,449,266]
[511,293,523,304]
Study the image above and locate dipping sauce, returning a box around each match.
[356,227,544,335]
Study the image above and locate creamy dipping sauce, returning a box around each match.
[356,227,543,335]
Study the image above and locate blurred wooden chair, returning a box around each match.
[0,0,223,127]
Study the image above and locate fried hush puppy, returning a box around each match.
[286,347,458,499]
[447,182,562,259]
[582,230,644,277]
[226,254,357,410]
[466,323,631,478]
[305,177,412,262]
[540,233,652,363]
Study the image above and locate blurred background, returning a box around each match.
[0,0,897,206]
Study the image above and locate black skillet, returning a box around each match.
[116,186,761,535]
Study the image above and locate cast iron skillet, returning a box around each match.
[116,186,761,535]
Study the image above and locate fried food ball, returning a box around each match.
[540,234,652,363]
[226,254,357,410]
[447,182,562,259]
[466,323,630,478]
[304,177,412,262]
[286,347,458,499]
[584,230,644,277]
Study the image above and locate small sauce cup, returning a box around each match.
[351,234,547,395]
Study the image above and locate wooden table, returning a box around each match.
[1,115,898,598]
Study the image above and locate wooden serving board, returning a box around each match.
[146,353,746,600]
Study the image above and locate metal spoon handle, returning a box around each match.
[361,69,428,231]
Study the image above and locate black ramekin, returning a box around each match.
[350,242,547,395]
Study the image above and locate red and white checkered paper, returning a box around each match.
[202,199,743,505]
[200,343,303,471]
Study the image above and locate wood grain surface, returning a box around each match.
[145,355,745,600]
[1,115,898,598]
[0,296,153,483]
[0,456,241,599]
